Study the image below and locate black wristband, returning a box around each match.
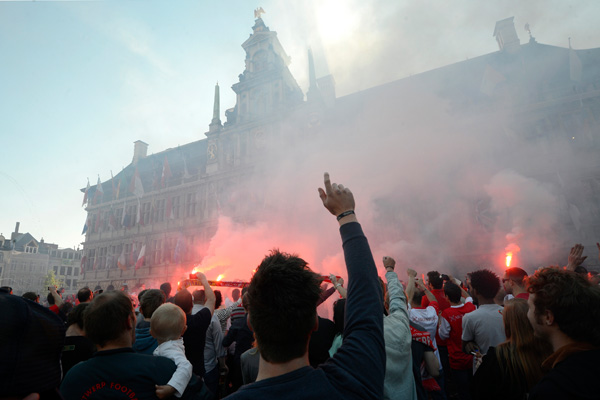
[336,210,355,221]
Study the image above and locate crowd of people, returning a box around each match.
[1,172,600,400]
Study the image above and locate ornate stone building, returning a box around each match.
[79,16,600,290]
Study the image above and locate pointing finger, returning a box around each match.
[324,172,332,194]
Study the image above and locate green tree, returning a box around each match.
[43,270,64,292]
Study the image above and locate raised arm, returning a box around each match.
[49,286,64,308]
[383,256,407,316]
[448,274,470,299]
[406,268,417,304]
[416,278,436,304]
[318,172,385,400]
[197,272,215,316]
[329,274,347,299]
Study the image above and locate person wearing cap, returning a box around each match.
[60,291,208,399]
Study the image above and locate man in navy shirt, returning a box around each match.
[225,173,385,400]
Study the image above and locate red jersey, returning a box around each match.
[439,301,476,370]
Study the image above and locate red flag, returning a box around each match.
[135,244,146,270]
[80,255,87,275]
[94,175,104,204]
[129,167,145,198]
[117,247,127,271]
[161,156,172,188]
[129,243,137,267]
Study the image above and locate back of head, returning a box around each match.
[47,292,55,305]
[77,287,93,303]
[412,288,425,306]
[84,291,133,348]
[528,267,600,346]
[502,298,533,343]
[443,282,462,304]
[232,288,240,302]
[246,250,321,363]
[192,289,205,304]
[469,269,500,300]
[151,303,187,343]
[0,292,65,397]
[427,271,443,290]
[140,289,166,319]
[67,303,90,330]
[505,267,528,287]
[160,282,172,298]
[333,298,346,335]
[22,292,39,302]
[214,290,223,309]
[174,288,193,314]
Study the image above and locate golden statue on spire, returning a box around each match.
[254,7,265,19]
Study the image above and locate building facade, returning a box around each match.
[0,222,82,295]
[78,16,600,291]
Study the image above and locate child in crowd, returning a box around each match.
[150,303,193,399]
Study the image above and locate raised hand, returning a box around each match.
[318,172,355,218]
[567,244,587,270]
[383,256,396,270]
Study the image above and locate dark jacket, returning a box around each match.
[132,320,158,354]
[529,347,600,400]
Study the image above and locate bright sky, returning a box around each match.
[1,0,599,249]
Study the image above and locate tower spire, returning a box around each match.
[209,82,222,132]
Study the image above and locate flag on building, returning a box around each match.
[82,179,90,207]
[130,167,145,198]
[129,243,137,267]
[135,244,146,270]
[80,255,87,275]
[173,236,184,264]
[117,247,126,271]
[183,156,191,179]
[92,256,97,271]
[82,217,89,235]
[94,175,104,204]
[136,199,142,226]
[161,156,172,188]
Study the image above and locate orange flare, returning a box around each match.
[506,253,512,268]
[216,274,224,282]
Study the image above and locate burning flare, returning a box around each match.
[216,274,224,282]
[506,253,512,268]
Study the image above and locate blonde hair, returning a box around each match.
[496,299,552,392]
[151,303,186,342]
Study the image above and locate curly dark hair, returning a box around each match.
[528,268,600,346]
[246,249,321,363]
[469,269,500,300]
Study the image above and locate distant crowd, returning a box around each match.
[1,173,599,400]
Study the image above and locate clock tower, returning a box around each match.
[231,17,303,123]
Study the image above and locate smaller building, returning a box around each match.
[0,222,82,296]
